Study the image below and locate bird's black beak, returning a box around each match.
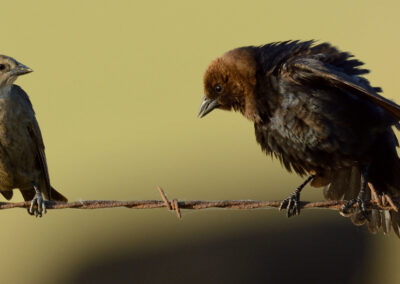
[198,96,220,118]
[12,63,33,76]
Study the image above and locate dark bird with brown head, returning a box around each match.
[0,55,67,216]
[199,40,400,237]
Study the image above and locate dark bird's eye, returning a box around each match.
[214,84,223,93]
[0,64,6,71]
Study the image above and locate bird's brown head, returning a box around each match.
[199,47,258,121]
[0,55,32,88]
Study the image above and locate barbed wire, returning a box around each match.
[2,186,398,219]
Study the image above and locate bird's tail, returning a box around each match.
[50,186,68,202]
[324,167,400,238]
[324,133,400,238]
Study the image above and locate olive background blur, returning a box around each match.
[2,1,399,283]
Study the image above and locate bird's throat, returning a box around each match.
[0,86,11,99]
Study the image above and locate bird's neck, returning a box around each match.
[230,75,261,123]
[235,95,262,123]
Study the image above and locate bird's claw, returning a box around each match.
[342,198,370,221]
[279,191,301,217]
[29,191,47,217]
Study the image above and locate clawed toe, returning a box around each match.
[279,175,314,218]
[279,192,301,217]
[29,191,46,217]
[342,198,370,221]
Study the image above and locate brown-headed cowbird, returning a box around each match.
[0,55,67,217]
[199,40,400,237]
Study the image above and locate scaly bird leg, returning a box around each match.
[279,175,315,217]
[29,185,47,217]
[343,165,370,220]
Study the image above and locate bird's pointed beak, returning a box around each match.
[12,63,33,76]
[198,96,220,118]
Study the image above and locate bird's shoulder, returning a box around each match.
[270,43,400,121]
[255,40,370,78]
[254,41,380,112]
[10,84,45,146]
[11,84,34,111]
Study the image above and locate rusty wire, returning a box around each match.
[0,186,397,219]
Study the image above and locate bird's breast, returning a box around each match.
[253,89,387,176]
[0,96,37,189]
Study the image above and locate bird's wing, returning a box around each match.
[12,85,52,199]
[284,57,400,120]
[27,118,52,198]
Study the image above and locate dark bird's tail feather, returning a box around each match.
[324,145,400,238]
[0,191,13,200]
[50,186,68,202]
[368,133,400,238]
[390,211,400,238]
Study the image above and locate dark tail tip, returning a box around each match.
[50,187,68,202]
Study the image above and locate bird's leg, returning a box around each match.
[343,165,370,219]
[29,184,46,217]
[279,175,315,217]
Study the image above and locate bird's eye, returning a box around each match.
[0,64,6,71]
[214,84,223,93]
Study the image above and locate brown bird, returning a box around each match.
[0,55,67,216]
[199,40,400,237]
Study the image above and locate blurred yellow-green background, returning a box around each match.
[1,0,399,283]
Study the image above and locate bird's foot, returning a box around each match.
[29,191,47,217]
[278,175,314,218]
[342,197,370,221]
[279,191,301,217]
